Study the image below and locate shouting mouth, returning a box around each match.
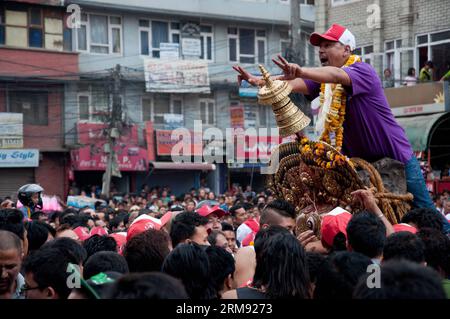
[320,57,329,66]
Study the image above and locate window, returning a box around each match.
[142,94,183,124]
[331,0,362,6]
[139,19,180,58]
[76,13,122,54]
[362,45,373,65]
[200,25,213,61]
[200,98,215,125]
[78,85,111,122]
[384,39,402,87]
[280,30,290,58]
[258,105,271,127]
[28,7,43,48]
[4,9,29,48]
[0,7,4,45]
[9,90,48,125]
[228,27,266,64]
[416,30,450,80]
[279,0,315,3]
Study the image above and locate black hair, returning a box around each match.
[331,232,348,252]
[41,237,87,265]
[260,199,296,225]
[30,211,44,221]
[346,211,386,258]
[123,229,171,273]
[242,202,253,211]
[425,60,434,68]
[109,213,127,232]
[162,243,216,300]
[383,232,425,263]
[305,252,326,284]
[221,222,234,232]
[353,260,446,299]
[42,222,56,238]
[253,226,310,299]
[401,208,444,232]
[207,230,226,247]
[417,228,450,277]
[106,272,188,299]
[407,67,415,76]
[60,208,78,222]
[0,209,26,241]
[205,246,235,298]
[23,247,78,299]
[83,251,129,280]
[229,205,244,217]
[170,212,209,247]
[82,235,117,259]
[25,221,51,252]
[314,251,372,299]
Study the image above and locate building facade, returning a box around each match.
[0,0,78,199]
[315,0,450,84]
[64,0,316,195]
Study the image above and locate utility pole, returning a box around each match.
[290,0,304,66]
[101,64,122,197]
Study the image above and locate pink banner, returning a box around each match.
[72,123,148,171]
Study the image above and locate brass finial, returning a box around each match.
[259,64,273,88]
[257,64,311,137]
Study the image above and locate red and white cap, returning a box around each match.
[320,207,352,248]
[310,24,356,51]
[126,213,172,241]
[392,223,418,234]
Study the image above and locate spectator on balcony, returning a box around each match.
[440,63,450,82]
[419,61,434,82]
[383,68,395,88]
[403,67,417,86]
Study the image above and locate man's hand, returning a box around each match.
[351,189,380,215]
[272,55,303,80]
[297,230,319,247]
[232,65,263,86]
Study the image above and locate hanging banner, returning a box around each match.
[144,58,210,93]
[0,113,23,149]
[230,103,245,129]
[72,123,148,171]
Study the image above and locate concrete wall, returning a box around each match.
[73,0,291,24]
[316,0,450,79]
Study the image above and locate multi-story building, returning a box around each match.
[0,0,78,199]
[315,0,450,83]
[65,0,316,195]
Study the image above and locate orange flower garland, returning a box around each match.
[298,55,361,170]
[319,54,361,151]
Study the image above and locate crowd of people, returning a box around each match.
[0,182,449,300]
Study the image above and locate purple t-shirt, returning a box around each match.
[304,62,413,164]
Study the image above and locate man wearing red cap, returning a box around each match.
[234,24,450,233]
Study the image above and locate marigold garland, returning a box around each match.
[298,55,361,170]
[319,54,361,151]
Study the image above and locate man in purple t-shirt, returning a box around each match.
[233,24,450,233]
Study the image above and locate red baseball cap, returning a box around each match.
[90,226,109,237]
[310,24,356,51]
[197,205,226,218]
[126,214,171,241]
[109,232,127,255]
[320,207,352,248]
[393,223,418,234]
[73,226,91,241]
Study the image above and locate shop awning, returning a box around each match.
[149,161,216,171]
[396,112,450,151]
